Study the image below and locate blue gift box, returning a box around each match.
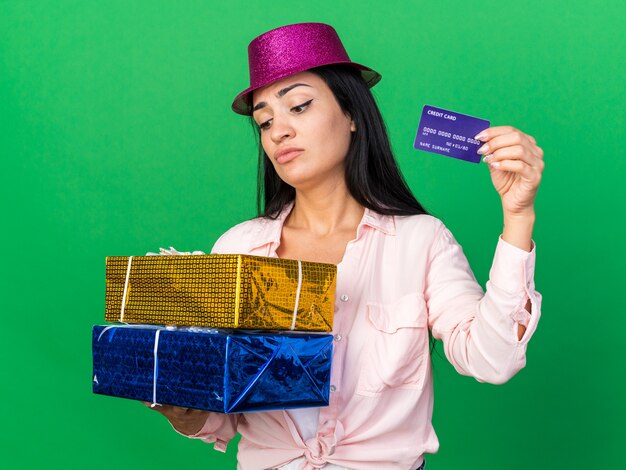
[92,325,333,413]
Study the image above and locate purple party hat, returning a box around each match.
[232,22,381,115]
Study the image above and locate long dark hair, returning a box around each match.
[249,64,428,218]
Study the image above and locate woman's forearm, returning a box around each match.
[502,209,535,252]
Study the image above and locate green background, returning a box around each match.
[2,0,624,468]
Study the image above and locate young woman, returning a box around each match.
[147,23,544,470]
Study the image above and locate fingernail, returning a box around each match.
[490,161,501,169]
[474,131,488,141]
[477,143,490,155]
[482,154,493,163]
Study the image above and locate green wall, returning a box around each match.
[2,0,624,468]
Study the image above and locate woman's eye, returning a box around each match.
[291,99,313,113]
[257,100,312,131]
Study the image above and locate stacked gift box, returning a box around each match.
[92,253,337,413]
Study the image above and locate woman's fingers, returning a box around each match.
[475,125,516,141]
[489,148,545,174]
[477,126,544,174]
[478,130,536,156]
[488,159,531,176]
[488,159,544,186]
[142,401,209,435]
[484,145,540,168]
[143,402,192,418]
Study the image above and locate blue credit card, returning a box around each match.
[414,105,490,163]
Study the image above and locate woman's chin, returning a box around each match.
[276,169,317,189]
[276,166,345,192]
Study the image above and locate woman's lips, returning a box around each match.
[275,149,304,164]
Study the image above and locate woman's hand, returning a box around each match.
[475,126,545,217]
[143,402,210,435]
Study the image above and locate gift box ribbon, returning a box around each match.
[119,256,133,323]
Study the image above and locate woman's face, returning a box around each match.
[251,71,355,192]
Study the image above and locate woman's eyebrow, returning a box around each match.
[252,83,312,112]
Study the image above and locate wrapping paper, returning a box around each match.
[92,325,333,413]
[105,254,336,331]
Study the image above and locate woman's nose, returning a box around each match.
[270,115,295,143]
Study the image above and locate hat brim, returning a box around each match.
[231,61,381,116]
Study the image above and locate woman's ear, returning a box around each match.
[350,120,356,132]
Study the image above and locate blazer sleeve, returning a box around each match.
[425,222,542,384]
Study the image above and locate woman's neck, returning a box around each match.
[287,186,364,237]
